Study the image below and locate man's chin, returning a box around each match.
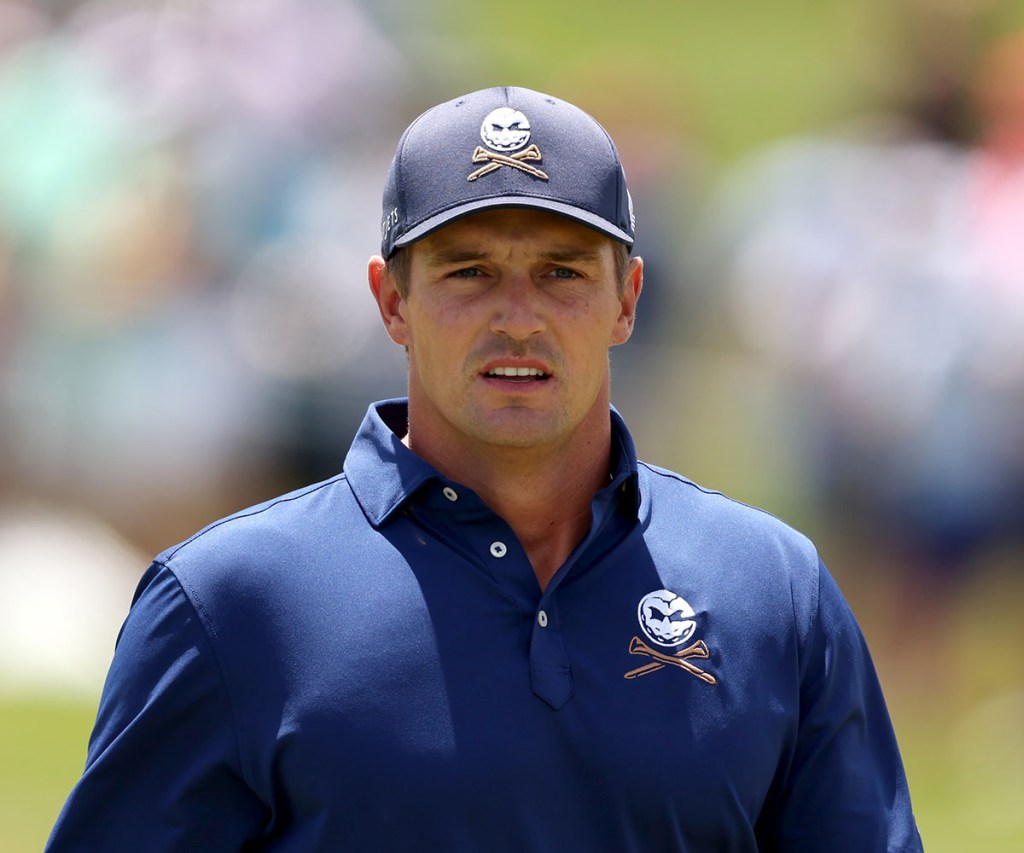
[463,408,566,450]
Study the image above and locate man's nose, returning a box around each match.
[489,275,546,340]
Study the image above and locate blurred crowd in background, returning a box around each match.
[0,0,1022,701]
[718,28,1024,576]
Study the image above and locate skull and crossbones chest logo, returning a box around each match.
[625,589,717,685]
[468,107,549,182]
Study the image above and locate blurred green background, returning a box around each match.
[3,0,1024,850]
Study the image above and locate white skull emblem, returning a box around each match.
[637,589,698,647]
[480,108,531,152]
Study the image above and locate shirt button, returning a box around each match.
[489,541,507,558]
[442,486,458,502]
[537,610,549,628]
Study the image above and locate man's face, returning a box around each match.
[370,209,641,456]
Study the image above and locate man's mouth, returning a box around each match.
[485,366,550,382]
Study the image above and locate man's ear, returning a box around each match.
[611,255,643,346]
[368,255,410,347]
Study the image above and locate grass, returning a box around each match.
[847,557,1024,852]
[897,696,1024,851]
[0,696,97,852]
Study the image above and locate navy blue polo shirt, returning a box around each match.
[48,399,922,852]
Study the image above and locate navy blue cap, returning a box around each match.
[380,86,635,258]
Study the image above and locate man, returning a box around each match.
[49,86,923,851]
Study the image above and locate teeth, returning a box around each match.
[489,366,545,377]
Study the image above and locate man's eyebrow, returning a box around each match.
[422,248,488,266]
[541,249,603,264]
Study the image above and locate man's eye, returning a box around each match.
[550,267,581,279]
[451,267,484,278]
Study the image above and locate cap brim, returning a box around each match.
[392,196,634,252]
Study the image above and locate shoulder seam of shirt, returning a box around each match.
[162,473,349,562]
[638,460,797,526]
[148,560,251,787]
[804,558,825,683]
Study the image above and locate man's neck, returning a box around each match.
[403,423,612,591]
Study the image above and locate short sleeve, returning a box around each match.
[758,561,923,852]
[46,561,267,851]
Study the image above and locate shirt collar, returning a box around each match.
[344,398,640,528]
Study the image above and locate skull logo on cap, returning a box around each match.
[480,108,531,152]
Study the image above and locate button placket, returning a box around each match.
[529,600,572,709]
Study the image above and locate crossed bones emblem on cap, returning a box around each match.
[624,636,718,684]
[467,145,549,182]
